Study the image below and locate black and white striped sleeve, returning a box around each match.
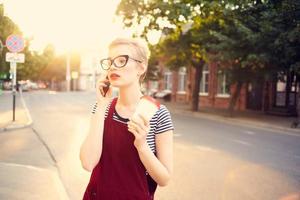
[155,105,174,134]
[91,101,111,118]
[91,102,98,114]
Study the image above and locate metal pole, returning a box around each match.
[66,52,71,91]
[11,62,17,121]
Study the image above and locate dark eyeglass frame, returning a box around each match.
[100,55,142,70]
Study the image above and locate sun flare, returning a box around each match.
[2,0,136,53]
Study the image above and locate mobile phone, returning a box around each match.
[102,76,110,97]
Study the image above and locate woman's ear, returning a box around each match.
[137,63,147,76]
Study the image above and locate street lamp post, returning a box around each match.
[66,51,71,91]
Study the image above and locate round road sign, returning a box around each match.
[5,35,25,53]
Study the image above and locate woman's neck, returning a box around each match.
[117,82,143,108]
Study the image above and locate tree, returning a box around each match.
[117,0,300,115]
[206,0,300,115]
[0,3,21,78]
[117,0,224,111]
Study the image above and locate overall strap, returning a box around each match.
[107,97,118,120]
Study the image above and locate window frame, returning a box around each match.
[177,67,187,94]
[216,70,230,98]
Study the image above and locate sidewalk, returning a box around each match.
[0,91,69,200]
[161,100,300,134]
[0,90,32,131]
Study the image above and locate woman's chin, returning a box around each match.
[110,82,122,88]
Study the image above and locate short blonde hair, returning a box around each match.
[108,37,150,83]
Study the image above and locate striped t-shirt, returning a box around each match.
[91,99,174,153]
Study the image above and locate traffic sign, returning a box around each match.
[6,52,25,63]
[5,35,25,53]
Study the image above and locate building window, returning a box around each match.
[200,64,209,95]
[164,71,172,91]
[217,70,230,97]
[178,67,186,93]
[149,81,159,90]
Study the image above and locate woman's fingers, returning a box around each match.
[130,116,148,130]
[128,118,149,136]
[138,114,149,127]
[128,126,139,137]
[97,81,111,97]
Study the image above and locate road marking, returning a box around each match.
[243,130,256,135]
[0,161,70,200]
[195,145,218,152]
[49,91,57,94]
[173,133,182,137]
[0,162,47,172]
[231,139,252,146]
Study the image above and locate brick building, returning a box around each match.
[146,63,297,116]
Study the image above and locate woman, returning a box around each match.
[80,38,174,200]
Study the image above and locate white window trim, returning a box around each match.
[199,92,209,96]
[200,69,209,94]
[217,71,230,96]
[216,94,230,98]
[177,91,187,94]
[178,72,186,92]
[178,67,187,92]
[164,72,172,91]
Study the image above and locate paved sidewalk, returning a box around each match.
[0,91,32,131]
[0,91,69,200]
[162,100,300,134]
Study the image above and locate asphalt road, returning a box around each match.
[22,90,300,200]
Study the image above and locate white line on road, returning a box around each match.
[173,133,182,137]
[195,145,218,152]
[231,139,252,146]
[0,162,70,200]
[243,130,256,135]
[0,162,47,171]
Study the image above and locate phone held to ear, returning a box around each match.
[102,76,110,97]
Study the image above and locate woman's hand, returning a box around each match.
[96,75,112,104]
[127,114,150,151]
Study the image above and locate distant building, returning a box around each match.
[150,63,297,116]
[78,51,103,91]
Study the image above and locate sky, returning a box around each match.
[2,0,139,53]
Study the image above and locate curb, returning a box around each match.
[169,107,300,136]
[0,89,33,132]
[0,91,70,199]
[0,162,69,200]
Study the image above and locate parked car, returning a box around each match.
[3,81,12,90]
[154,90,172,101]
[18,80,39,92]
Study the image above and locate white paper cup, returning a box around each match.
[133,96,160,122]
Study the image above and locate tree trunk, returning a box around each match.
[228,81,243,117]
[285,71,291,109]
[191,59,205,111]
[263,81,270,113]
[291,78,300,128]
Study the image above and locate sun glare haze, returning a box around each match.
[3,0,134,53]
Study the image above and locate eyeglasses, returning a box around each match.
[100,55,142,70]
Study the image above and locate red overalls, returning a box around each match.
[83,98,157,200]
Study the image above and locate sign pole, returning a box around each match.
[5,34,25,122]
[11,62,17,121]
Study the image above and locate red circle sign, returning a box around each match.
[5,35,25,53]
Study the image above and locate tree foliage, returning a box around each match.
[117,0,300,114]
[0,4,21,78]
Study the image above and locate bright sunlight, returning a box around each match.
[3,0,137,53]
